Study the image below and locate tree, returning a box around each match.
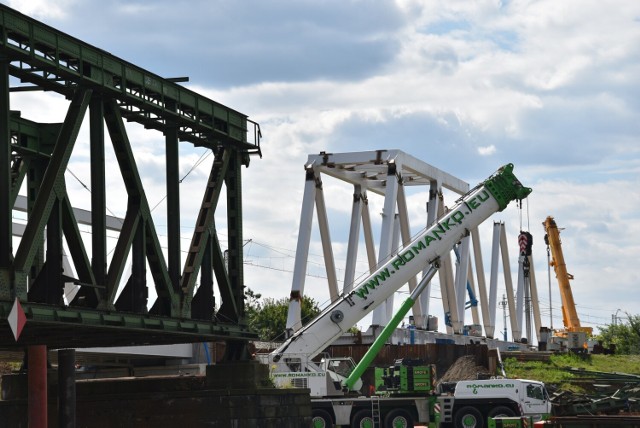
[597,312,640,354]
[245,288,321,342]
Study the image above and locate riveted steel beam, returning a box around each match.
[0,55,10,299]
[0,4,260,153]
[13,87,92,299]
[0,4,260,349]
[0,301,257,348]
[218,150,245,324]
[180,148,230,318]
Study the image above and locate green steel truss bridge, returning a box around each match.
[0,4,261,358]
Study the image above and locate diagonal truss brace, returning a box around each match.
[13,87,92,299]
[180,148,231,318]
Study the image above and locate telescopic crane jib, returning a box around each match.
[257,164,540,427]
[543,216,593,337]
[262,164,531,389]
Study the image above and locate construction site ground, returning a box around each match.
[4,345,640,425]
[502,352,640,421]
[430,351,640,426]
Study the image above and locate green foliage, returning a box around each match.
[244,288,321,341]
[494,316,640,392]
[503,353,640,393]
[597,313,640,354]
[347,326,361,334]
[0,361,21,374]
[503,357,578,390]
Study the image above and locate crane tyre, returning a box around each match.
[384,408,414,428]
[487,406,516,419]
[351,409,375,428]
[454,406,484,428]
[311,408,333,428]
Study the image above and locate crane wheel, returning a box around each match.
[351,409,375,428]
[311,409,333,428]
[487,406,516,419]
[454,406,484,428]
[384,408,414,428]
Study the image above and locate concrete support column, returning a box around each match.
[58,348,76,428]
[28,345,47,428]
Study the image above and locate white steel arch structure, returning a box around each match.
[285,150,543,345]
[285,150,473,335]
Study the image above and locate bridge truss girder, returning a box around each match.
[0,4,260,353]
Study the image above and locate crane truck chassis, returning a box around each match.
[306,360,552,427]
[439,378,551,428]
[260,163,536,427]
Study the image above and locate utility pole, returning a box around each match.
[499,294,508,341]
[614,309,622,326]
[546,244,553,330]
[524,281,532,344]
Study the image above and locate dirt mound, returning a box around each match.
[438,355,490,384]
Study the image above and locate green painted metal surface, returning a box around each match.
[343,266,439,392]
[483,163,532,211]
[0,300,257,348]
[0,4,260,152]
[343,298,417,392]
[0,4,260,350]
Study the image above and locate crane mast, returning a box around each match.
[543,216,592,336]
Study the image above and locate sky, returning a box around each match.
[5,0,640,342]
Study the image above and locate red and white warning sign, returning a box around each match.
[8,297,26,341]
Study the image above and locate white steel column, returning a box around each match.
[487,222,501,339]
[371,162,401,326]
[418,182,440,329]
[314,180,339,302]
[528,256,543,344]
[467,257,481,326]
[500,223,521,342]
[438,202,458,334]
[471,227,491,337]
[440,254,456,334]
[286,165,318,334]
[386,214,402,321]
[396,184,421,323]
[454,236,471,328]
[343,185,364,293]
[360,191,378,274]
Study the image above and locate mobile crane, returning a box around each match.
[259,164,532,427]
[342,272,552,427]
[543,216,593,351]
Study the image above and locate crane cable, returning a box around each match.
[518,197,531,233]
[518,196,534,341]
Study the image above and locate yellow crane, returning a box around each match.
[543,216,592,346]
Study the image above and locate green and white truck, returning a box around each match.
[439,378,551,428]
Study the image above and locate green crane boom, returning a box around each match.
[342,264,439,392]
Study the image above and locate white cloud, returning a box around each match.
[478,145,496,156]
[7,0,640,338]
[7,0,77,19]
